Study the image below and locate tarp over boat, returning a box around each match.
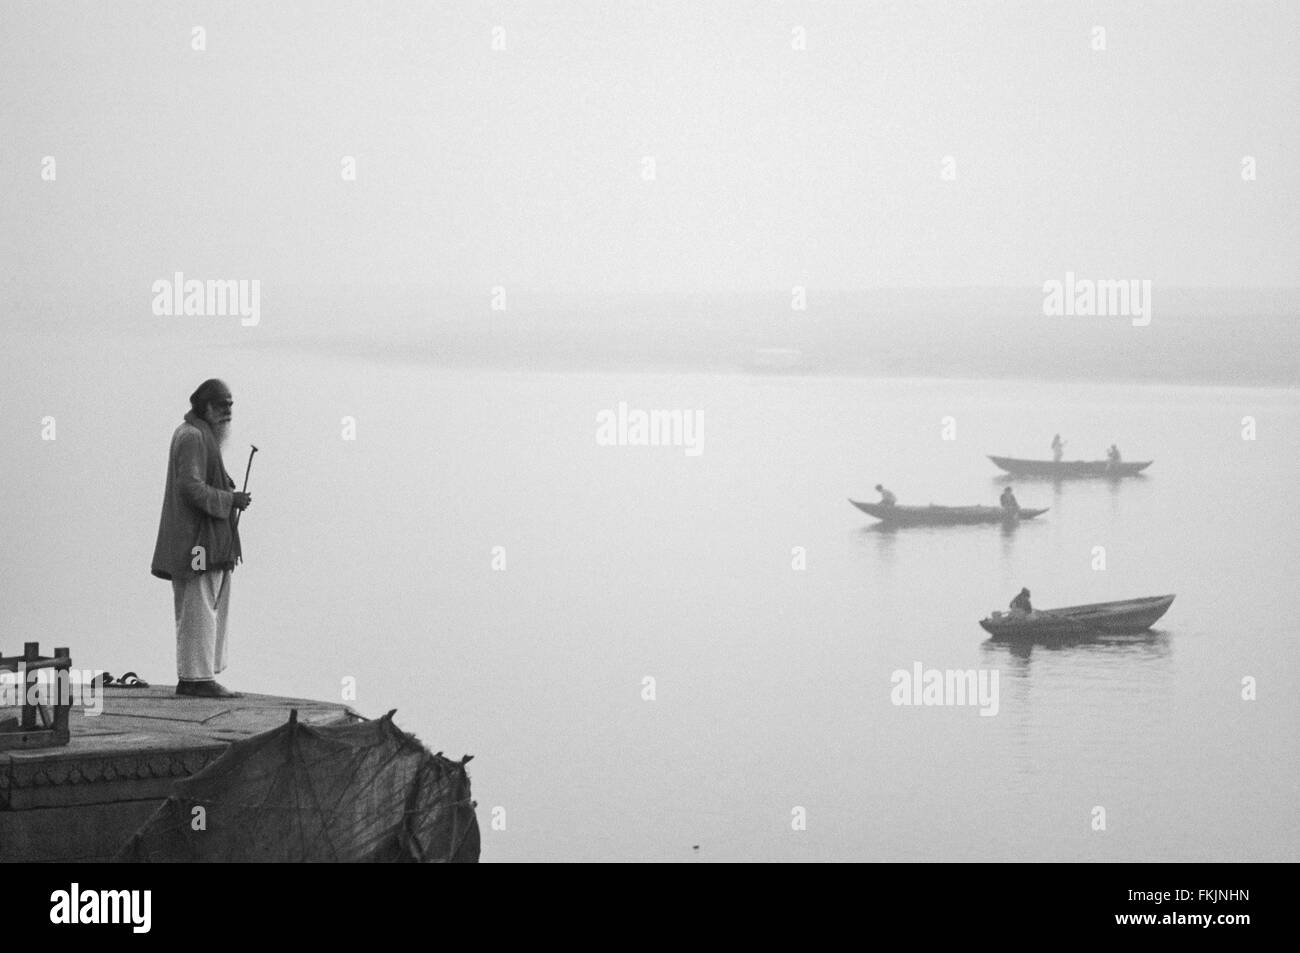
[117,710,479,862]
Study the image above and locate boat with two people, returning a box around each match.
[988,441,1152,479]
[849,495,1048,526]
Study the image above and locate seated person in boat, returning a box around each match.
[1051,434,1066,462]
[1009,588,1033,614]
[874,484,897,506]
[1106,444,1122,464]
[999,486,1020,513]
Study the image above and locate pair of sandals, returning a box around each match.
[91,671,150,689]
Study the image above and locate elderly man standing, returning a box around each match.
[151,379,251,698]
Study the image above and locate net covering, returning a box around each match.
[118,711,480,862]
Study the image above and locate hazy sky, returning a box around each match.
[2,0,1297,309]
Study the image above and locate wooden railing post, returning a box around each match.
[53,647,71,738]
[21,642,38,730]
[1,642,74,750]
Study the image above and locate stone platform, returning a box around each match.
[0,686,358,861]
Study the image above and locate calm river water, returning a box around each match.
[3,331,1297,861]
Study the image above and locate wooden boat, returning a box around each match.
[849,500,1048,525]
[988,455,1152,478]
[979,594,1175,639]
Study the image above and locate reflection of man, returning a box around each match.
[151,379,251,698]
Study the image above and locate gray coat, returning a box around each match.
[151,411,242,580]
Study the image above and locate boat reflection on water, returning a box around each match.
[861,522,901,536]
[854,518,1036,568]
[979,628,1177,787]
[980,628,1173,667]
[856,518,1038,535]
[991,471,1148,488]
[851,524,899,572]
[858,521,899,547]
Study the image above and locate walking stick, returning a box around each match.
[233,445,258,528]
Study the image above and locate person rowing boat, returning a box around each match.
[874,483,897,506]
[1009,588,1033,614]
[999,486,1020,514]
[1051,434,1066,462]
[981,594,1175,638]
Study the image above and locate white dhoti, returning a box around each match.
[172,569,231,680]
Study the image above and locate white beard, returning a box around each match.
[211,419,231,449]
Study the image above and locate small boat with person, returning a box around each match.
[979,594,1175,639]
[849,500,1049,526]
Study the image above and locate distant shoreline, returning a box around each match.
[225,331,1300,392]
[9,286,1298,390]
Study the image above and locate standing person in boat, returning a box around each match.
[1009,588,1033,614]
[151,379,251,699]
[1051,434,1066,462]
[874,483,897,506]
[999,485,1020,514]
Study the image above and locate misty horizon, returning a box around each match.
[5,2,1299,305]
